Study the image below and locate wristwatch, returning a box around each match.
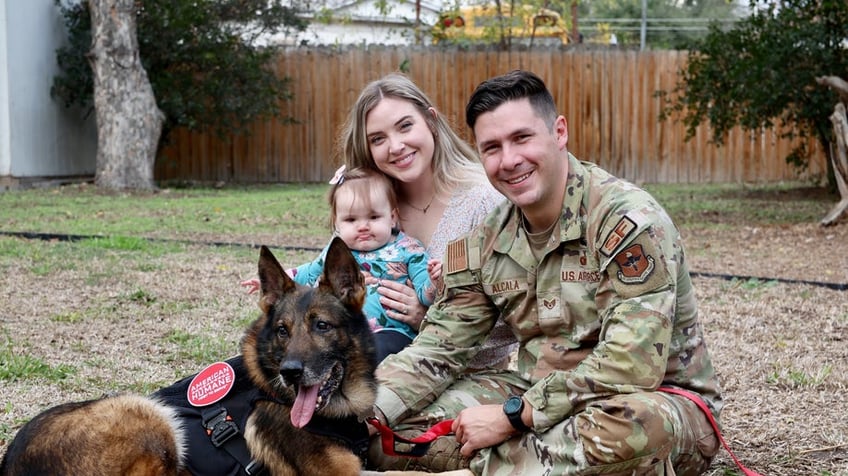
[503,395,531,432]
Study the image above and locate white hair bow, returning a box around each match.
[329,165,346,185]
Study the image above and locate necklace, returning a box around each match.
[407,194,436,214]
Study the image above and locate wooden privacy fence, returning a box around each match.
[156,47,826,184]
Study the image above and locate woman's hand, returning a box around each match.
[376,279,427,331]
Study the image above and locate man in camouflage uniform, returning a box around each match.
[368,70,723,475]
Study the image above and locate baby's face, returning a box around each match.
[334,187,396,252]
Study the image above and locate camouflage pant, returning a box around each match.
[368,370,719,475]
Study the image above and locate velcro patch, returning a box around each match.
[445,240,468,274]
[608,234,670,299]
[187,361,236,407]
[613,244,655,284]
[482,279,529,295]
[600,216,637,257]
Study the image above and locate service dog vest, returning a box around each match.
[153,355,370,475]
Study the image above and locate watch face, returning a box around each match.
[504,396,522,414]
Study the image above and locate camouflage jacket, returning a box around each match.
[375,155,723,433]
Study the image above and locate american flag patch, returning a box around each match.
[445,240,468,274]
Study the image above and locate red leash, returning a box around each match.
[367,417,455,457]
[658,386,764,476]
[369,388,763,475]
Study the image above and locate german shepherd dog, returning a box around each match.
[1,238,381,476]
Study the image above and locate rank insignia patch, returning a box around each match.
[613,244,655,284]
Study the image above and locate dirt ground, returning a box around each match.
[680,222,848,475]
[1,218,847,475]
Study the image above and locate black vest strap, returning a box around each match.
[153,355,271,476]
[200,405,266,475]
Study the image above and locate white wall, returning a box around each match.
[0,0,11,176]
[277,0,441,46]
[0,0,96,182]
[298,21,421,46]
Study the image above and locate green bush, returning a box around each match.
[51,0,308,141]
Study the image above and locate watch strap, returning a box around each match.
[505,396,531,432]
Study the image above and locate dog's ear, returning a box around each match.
[258,245,296,313]
[319,237,365,311]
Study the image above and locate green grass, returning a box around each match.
[720,277,780,294]
[0,183,328,240]
[766,364,833,389]
[2,239,242,280]
[0,336,76,383]
[0,181,838,381]
[643,182,835,227]
[163,329,238,365]
[0,182,836,246]
[51,311,86,324]
[0,181,836,298]
[122,288,158,305]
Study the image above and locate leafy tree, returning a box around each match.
[659,0,848,187]
[576,0,740,49]
[52,0,308,142]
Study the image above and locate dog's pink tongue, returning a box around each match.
[291,384,319,428]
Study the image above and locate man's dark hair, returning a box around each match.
[465,70,558,130]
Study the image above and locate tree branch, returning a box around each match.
[816,75,848,103]
[817,76,848,226]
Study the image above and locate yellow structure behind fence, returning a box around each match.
[432,5,570,46]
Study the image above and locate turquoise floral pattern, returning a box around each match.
[289,231,434,340]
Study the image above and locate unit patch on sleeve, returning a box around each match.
[607,234,670,298]
[445,239,469,274]
[613,244,655,284]
[600,216,637,257]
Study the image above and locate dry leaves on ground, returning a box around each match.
[0,221,846,475]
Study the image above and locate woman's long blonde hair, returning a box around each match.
[339,73,487,197]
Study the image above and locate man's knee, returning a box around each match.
[572,391,720,475]
[574,393,676,466]
[367,433,470,472]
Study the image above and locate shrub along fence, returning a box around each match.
[155,47,826,184]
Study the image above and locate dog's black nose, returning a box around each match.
[280,360,303,382]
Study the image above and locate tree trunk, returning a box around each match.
[816,76,848,226]
[88,0,163,190]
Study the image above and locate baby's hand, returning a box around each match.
[240,278,260,294]
[427,259,444,296]
[363,271,378,287]
[427,259,443,282]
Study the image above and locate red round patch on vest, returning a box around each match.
[187,361,236,407]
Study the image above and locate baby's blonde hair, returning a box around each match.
[327,167,398,231]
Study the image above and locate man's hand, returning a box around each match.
[451,404,517,457]
[367,406,388,437]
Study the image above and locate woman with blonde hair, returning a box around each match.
[340,72,516,370]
